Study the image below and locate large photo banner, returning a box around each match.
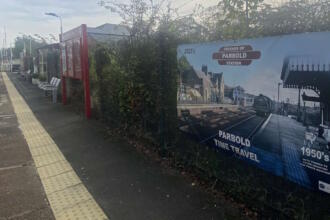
[177,32,330,194]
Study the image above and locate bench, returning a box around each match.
[38,77,56,89]
[39,77,61,103]
[21,70,31,81]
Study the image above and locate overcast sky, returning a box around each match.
[0,0,219,46]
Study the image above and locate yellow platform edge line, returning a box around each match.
[1,72,108,220]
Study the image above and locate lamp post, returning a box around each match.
[19,33,34,56]
[28,35,32,56]
[45,12,66,105]
[45,12,62,42]
[18,32,27,56]
[278,82,282,103]
[278,82,282,114]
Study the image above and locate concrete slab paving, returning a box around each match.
[2,72,108,220]
[0,73,54,220]
[0,166,54,220]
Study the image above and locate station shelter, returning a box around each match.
[281,56,330,125]
[37,43,60,82]
[60,23,129,118]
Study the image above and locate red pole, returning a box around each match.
[81,24,91,118]
[62,75,66,104]
[60,43,67,105]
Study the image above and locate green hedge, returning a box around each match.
[89,32,178,146]
[88,32,330,219]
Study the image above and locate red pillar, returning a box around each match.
[81,24,91,119]
[60,43,67,105]
[61,75,67,104]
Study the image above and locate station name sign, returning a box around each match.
[212,45,261,66]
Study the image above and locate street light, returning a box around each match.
[27,35,33,56]
[45,12,63,42]
[18,32,27,56]
[18,33,33,55]
[278,82,282,103]
[278,82,282,114]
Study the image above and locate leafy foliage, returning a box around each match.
[197,0,330,40]
[12,36,46,58]
[88,0,330,218]
[99,0,173,37]
[89,30,178,145]
[257,0,330,36]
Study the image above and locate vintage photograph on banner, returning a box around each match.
[177,32,330,194]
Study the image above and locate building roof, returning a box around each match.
[195,70,212,86]
[87,23,129,36]
[281,55,330,104]
[37,43,59,51]
[234,86,245,92]
[281,55,330,91]
[87,23,130,43]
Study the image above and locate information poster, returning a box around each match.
[177,32,330,193]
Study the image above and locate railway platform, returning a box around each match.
[0,73,55,220]
[0,71,244,220]
[253,114,311,186]
[180,105,316,188]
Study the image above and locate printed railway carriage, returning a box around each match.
[177,31,330,194]
[253,94,273,117]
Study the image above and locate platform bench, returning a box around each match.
[39,77,61,103]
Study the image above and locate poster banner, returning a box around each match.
[177,32,330,194]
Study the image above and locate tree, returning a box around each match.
[12,36,46,58]
[99,0,173,37]
[196,0,330,41]
[196,0,266,40]
[257,0,330,36]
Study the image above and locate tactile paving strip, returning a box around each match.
[29,143,59,157]
[33,151,66,167]
[25,134,56,148]
[38,160,72,179]
[2,72,108,220]
[47,184,92,214]
[42,171,82,194]
[56,199,108,220]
